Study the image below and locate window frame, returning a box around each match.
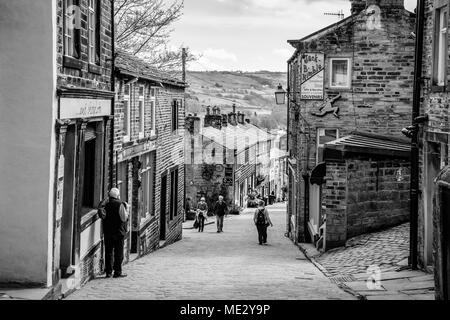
[433,0,449,87]
[123,83,131,143]
[150,88,157,137]
[316,128,340,163]
[88,0,100,65]
[329,58,352,89]
[138,85,145,139]
[171,99,179,132]
[63,0,81,59]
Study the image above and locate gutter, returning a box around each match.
[409,0,425,270]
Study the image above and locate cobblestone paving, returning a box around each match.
[316,223,410,278]
[67,203,354,300]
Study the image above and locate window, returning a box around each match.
[169,168,179,220]
[117,162,128,202]
[434,1,448,86]
[88,0,100,65]
[317,128,339,163]
[140,153,155,219]
[64,0,80,58]
[330,58,351,88]
[123,83,131,142]
[172,100,179,131]
[138,85,145,139]
[150,88,156,135]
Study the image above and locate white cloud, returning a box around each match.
[203,48,238,62]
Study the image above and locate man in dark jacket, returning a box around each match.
[98,188,129,278]
[214,195,228,233]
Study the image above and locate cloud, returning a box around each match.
[203,48,238,62]
[273,48,293,60]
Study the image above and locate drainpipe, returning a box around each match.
[286,61,291,236]
[110,0,116,189]
[410,0,425,270]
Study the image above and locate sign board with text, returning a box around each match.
[301,53,324,100]
[60,98,112,119]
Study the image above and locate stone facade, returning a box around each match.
[286,0,415,245]
[114,52,186,258]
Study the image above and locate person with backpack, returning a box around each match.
[253,200,273,245]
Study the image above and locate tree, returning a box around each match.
[114,0,195,71]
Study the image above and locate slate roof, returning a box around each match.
[115,49,186,87]
[201,123,275,153]
[324,131,411,159]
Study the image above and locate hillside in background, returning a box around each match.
[185,71,288,130]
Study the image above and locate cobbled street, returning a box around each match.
[67,203,354,300]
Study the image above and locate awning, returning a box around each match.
[310,162,326,185]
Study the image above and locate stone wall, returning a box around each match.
[323,157,410,250]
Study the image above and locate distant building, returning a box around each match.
[185,105,274,213]
[286,0,415,249]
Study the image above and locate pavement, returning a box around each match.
[298,223,436,300]
[66,202,354,300]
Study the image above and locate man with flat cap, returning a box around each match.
[98,188,129,278]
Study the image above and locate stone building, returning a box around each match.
[114,51,186,259]
[417,0,450,300]
[286,0,416,249]
[0,0,115,297]
[185,106,274,213]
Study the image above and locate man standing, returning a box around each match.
[214,195,228,233]
[98,188,129,278]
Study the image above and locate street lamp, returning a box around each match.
[275,84,287,105]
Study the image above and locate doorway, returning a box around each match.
[160,174,167,241]
[424,142,442,266]
[439,186,450,299]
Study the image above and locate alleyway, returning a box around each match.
[67,203,354,300]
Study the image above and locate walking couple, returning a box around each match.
[195,196,228,233]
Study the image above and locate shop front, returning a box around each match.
[53,89,113,290]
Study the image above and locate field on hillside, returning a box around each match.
[185,71,288,129]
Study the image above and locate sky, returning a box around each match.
[170,0,417,72]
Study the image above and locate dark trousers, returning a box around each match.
[198,215,205,232]
[256,225,268,244]
[104,234,125,275]
[216,215,224,231]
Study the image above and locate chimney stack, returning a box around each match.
[186,114,201,135]
[222,114,228,127]
[350,0,404,15]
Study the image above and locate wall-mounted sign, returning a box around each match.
[117,140,157,162]
[301,53,324,100]
[311,93,342,118]
[60,97,112,120]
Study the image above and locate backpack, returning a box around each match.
[256,209,266,226]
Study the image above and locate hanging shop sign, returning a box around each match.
[60,98,112,120]
[300,53,324,100]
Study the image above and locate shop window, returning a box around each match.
[117,162,128,202]
[317,128,339,163]
[138,85,145,139]
[88,0,100,65]
[64,0,81,58]
[169,168,179,220]
[330,58,351,89]
[123,83,131,142]
[81,138,96,214]
[433,0,448,86]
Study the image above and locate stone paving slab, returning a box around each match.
[67,203,354,300]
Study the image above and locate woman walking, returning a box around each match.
[254,200,273,245]
[196,197,208,232]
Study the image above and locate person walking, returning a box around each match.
[196,197,208,232]
[254,200,273,245]
[214,195,228,233]
[98,188,129,278]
